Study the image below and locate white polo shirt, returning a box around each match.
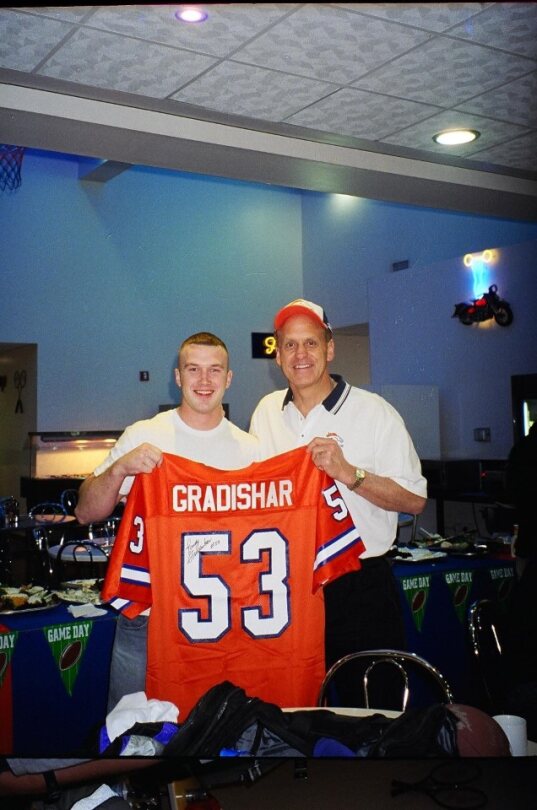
[250,375,427,558]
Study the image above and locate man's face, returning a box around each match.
[175,344,232,417]
[276,314,334,393]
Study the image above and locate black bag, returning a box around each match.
[163,681,311,757]
[162,680,459,759]
[97,681,459,761]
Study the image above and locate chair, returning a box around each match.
[0,495,19,527]
[468,598,508,714]
[317,649,454,711]
[60,488,80,516]
[50,540,110,584]
[28,502,68,583]
[397,512,418,545]
[28,501,67,521]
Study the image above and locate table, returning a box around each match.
[392,552,515,706]
[0,549,517,757]
[287,707,536,753]
[430,490,499,538]
[286,706,399,718]
[421,458,510,537]
[0,601,117,756]
[0,516,116,586]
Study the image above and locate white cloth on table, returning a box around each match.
[68,603,108,618]
[105,691,179,742]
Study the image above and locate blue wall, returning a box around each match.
[1,150,303,431]
[301,192,537,459]
[301,191,537,327]
[2,148,537,457]
[368,240,537,459]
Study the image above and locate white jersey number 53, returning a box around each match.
[180,529,290,642]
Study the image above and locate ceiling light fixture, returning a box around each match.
[433,129,480,146]
[175,7,208,23]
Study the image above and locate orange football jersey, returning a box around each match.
[102,447,364,716]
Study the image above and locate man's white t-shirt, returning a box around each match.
[94,408,260,497]
[94,408,260,619]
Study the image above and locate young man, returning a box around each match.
[250,299,427,707]
[75,332,258,708]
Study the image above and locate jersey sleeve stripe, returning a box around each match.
[108,596,149,618]
[108,596,131,611]
[120,564,151,586]
[314,527,363,571]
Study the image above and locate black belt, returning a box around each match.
[359,555,388,569]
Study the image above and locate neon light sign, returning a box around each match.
[463,249,496,299]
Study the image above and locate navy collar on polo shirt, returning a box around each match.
[282,374,351,414]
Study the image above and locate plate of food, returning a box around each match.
[436,537,489,557]
[441,546,488,558]
[54,579,104,605]
[392,547,448,563]
[0,584,60,614]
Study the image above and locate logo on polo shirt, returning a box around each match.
[325,432,344,447]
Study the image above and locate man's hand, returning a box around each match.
[75,443,163,524]
[113,443,164,478]
[307,436,426,515]
[307,436,355,487]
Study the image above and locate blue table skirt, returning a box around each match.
[392,552,515,706]
[0,602,117,756]
[0,553,514,754]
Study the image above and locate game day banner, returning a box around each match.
[43,620,93,696]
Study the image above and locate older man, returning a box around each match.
[250,299,427,706]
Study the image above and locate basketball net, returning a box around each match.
[0,144,25,192]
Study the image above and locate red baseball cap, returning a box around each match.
[274,299,332,332]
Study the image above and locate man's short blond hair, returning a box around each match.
[178,332,229,363]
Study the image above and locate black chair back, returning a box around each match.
[61,488,80,516]
[317,648,454,710]
[468,598,508,714]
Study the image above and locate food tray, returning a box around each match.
[54,579,103,605]
[0,596,60,615]
[393,547,448,563]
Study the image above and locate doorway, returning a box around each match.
[332,324,370,387]
[0,343,37,511]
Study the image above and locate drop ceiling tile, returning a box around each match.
[456,71,537,127]
[335,3,493,33]
[449,2,537,59]
[172,61,333,121]
[382,109,530,157]
[0,9,74,71]
[353,35,536,106]
[235,4,431,84]
[86,3,295,58]
[286,88,439,140]
[23,7,94,24]
[470,131,537,172]
[2,3,536,181]
[38,27,217,97]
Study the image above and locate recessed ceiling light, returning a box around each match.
[175,7,208,23]
[433,129,480,146]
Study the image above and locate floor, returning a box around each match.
[181,757,537,810]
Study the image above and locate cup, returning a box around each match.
[492,714,528,756]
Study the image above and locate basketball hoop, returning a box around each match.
[0,144,25,192]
